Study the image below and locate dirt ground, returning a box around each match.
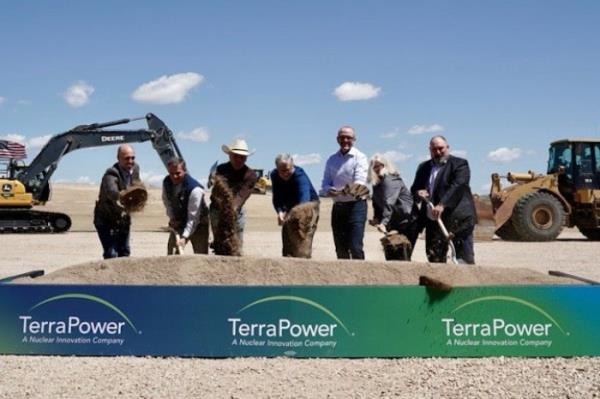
[1,184,599,398]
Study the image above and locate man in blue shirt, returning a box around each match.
[320,126,369,259]
[270,153,319,257]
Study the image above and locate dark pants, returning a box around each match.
[95,223,130,259]
[331,200,367,260]
[425,220,475,264]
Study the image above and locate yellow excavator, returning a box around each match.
[489,138,600,241]
[0,113,184,233]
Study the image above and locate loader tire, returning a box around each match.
[494,220,520,241]
[512,192,564,241]
[578,227,600,241]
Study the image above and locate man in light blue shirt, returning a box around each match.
[320,126,369,259]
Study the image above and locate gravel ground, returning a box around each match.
[1,185,599,398]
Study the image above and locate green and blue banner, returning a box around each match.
[1,284,599,357]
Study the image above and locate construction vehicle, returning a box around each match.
[490,138,600,241]
[0,113,183,233]
[252,169,272,194]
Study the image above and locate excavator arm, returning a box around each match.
[15,113,183,203]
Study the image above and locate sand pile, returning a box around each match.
[21,255,575,286]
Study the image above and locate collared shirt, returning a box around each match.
[320,147,368,203]
[427,162,443,197]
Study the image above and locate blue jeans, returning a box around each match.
[331,200,367,259]
[95,223,131,259]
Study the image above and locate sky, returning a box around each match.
[1,1,599,194]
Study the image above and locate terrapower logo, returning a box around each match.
[19,293,139,347]
[227,295,352,353]
[442,295,568,349]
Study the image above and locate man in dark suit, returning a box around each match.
[411,136,476,264]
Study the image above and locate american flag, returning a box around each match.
[0,140,27,159]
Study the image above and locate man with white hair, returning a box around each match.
[271,153,319,257]
[210,139,258,249]
[320,126,369,259]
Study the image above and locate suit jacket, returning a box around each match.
[410,155,476,233]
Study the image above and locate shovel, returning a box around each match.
[169,227,185,255]
[419,195,459,264]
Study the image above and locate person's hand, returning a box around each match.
[177,236,188,249]
[376,224,387,234]
[431,204,445,219]
[327,188,340,197]
[168,220,181,229]
[368,218,379,226]
[417,190,429,201]
[277,212,286,226]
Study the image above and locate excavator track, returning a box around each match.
[0,209,72,233]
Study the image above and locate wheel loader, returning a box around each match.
[490,138,600,241]
[252,169,272,194]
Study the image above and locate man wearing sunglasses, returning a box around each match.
[93,144,141,259]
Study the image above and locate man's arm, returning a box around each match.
[161,185,175,220]
[296,169,314,204]
[353,152,368,186]
[439,158,471,210]
[319,156,335,196]
[182,186,203,239]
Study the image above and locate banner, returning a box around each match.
[1,284,599,357]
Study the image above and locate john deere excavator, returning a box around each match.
[490,138,600,241]
[0,113,183,233]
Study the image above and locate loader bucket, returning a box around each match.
[473,194,496,241]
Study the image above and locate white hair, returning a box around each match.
[368,153,399,185]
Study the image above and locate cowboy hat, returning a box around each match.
[221,139,254,156]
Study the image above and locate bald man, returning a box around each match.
[93,144,141,259]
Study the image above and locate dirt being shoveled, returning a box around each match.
[22,255,576,286]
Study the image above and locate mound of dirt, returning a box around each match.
[20,255,575,286]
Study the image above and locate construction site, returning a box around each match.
[1,181,599,397]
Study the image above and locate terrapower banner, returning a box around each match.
[1,284,599,357]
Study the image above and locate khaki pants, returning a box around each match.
[167,221,209,255]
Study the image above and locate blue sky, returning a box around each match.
[1,1,599,193]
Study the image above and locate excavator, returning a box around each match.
[0,113,183,233]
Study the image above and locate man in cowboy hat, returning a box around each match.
[209,138,258,251]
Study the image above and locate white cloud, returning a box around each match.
[487,147,522,163]
[55,176,96,185]
[27,135,52,149]
[63,81,94,108]
[380,127,401,139]
[178,127,210,142]
[0,134,51,150]
[132,72,204,104]
[0,97,5,106]
[140,171,165,187]
[407,124,444,135]
[450,149,467,158]
[418,154,430,162]
[17,99,31,105]
[333,81,381,101]
[382,150,413,163]
[292,153,321,166]
[0,133,25,143]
